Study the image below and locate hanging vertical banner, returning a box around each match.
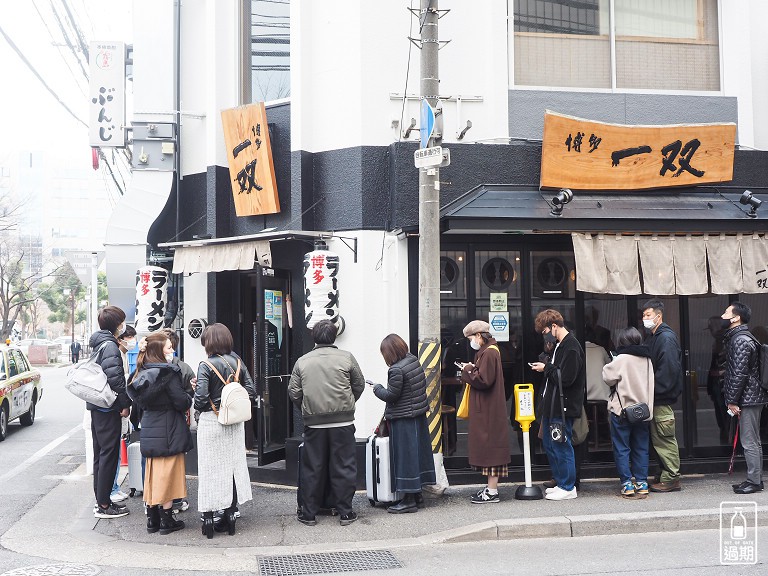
[221,102,281,216]
[135,266,168,333]
[89,41,126,147]
[303,250,339,328]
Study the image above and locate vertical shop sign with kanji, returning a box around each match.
[89,41,125,147]
[303,250,340,329]
[221,102,280,216]
[135,266,168,333]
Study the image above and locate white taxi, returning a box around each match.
[0,344,43,441]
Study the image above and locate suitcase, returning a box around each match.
[296,442,337,516]
[127,441,144,497]
[366,434,401,506]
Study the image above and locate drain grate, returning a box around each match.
[0,564,100,576]
[258,550,401,576]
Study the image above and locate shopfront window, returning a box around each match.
[513,0,720,91]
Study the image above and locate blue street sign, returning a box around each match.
[420,99,435,149]
[491,314,508,331]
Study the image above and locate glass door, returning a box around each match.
[254,270,292,465]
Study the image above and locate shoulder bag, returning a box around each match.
[65,342,117,408]
[615,358,652,424]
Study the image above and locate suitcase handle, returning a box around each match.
[371,437,378,502]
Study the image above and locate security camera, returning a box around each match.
[739,190,762,218]
[550,189,574,217]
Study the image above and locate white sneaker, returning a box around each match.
[545,487,577,500]
[110,491,128,503]
[545,486,559,494]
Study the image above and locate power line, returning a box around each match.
[61,0,90,62]
[49,0,88,80]
[0,23,88,129]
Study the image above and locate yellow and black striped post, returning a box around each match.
[419,340,442,453]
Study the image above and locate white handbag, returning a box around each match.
[65,343,118,409]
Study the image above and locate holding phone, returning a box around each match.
[454,361,465,370]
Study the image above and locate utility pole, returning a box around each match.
[417,0,449,493]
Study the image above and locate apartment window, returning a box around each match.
[251,0,290,101]
[513,0,720,91]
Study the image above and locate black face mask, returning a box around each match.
[543,331,557,344]
[719,317,735,332]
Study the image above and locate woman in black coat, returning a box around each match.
[370,334,436,513]
[127,332,193,535]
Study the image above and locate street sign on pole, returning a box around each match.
[414,146,443,169]
[420,99,435,149]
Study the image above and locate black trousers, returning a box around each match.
[300,425,356,518]
[91,409,122,507]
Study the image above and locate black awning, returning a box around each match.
[439,184,768,234]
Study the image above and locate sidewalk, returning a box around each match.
[2,465,766,572]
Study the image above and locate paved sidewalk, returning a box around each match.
[2,465,766,572]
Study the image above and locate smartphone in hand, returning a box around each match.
[454,361,465,370]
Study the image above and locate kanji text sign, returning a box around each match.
[540,111,736,190]
[89,41,125,147]
[221,102,280,216]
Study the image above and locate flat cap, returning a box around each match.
[463,320,491,337]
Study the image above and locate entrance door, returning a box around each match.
[254,271,292,465]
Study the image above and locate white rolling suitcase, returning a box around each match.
[366,434,401,506]
[127,441,144,497]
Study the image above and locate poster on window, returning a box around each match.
[135,266,168,333]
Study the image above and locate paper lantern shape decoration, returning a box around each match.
[303,250,339,328]
[135,266,168,333]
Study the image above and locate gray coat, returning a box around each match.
[373,353,429,420]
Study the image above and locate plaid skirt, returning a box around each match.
[471,464,509,478]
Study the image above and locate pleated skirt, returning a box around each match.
[389,415,436,493]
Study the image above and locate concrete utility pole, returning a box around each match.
[417,0,449,493]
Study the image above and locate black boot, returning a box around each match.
[146,505,161,534]
[214,507,237,535]
[159,507,185,535]
[414,492,425,509]
[387,493,418,514]
[201,511,214,539]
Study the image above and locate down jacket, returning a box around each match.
[723,325,768,407]
[127,363,193,457]
[87,330,131,412]
[194,352,256,414]
[372,353,429,420]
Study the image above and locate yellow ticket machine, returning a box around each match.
[514,383,543,500]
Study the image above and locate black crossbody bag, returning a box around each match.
[614,358,652,425]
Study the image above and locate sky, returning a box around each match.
[0,1,133,164]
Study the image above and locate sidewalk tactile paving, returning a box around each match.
[258,550,401,576]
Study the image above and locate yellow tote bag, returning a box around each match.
[457,384,471,419]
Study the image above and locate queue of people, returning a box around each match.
[82,297,763,536]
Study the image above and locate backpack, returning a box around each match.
[203,356,252,425]
[745,333,768,391]
[65,342,118,408]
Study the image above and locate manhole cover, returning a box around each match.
[259,550,401,576]
[0,565,100,576]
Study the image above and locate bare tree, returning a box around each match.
[0,188,29,233]
[253,71,290,102]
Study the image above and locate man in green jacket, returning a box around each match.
[288,320,365,527]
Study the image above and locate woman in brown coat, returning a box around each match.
[460,320,511,503]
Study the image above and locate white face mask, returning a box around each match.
[165,353,175,363]
[469,338,481,350]
[123,338,137,351]
[642,316,658,330]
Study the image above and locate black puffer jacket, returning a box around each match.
[127,363,193,457]
[723,325,768,407]
[87,330,131,412]
[194,353,256,413]
[373,353,429,420]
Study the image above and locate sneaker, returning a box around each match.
[545,486,559,494]
[621,481,635,498]
[110,491,128,503]
[97,502,127,513]
[545,487,577,501]
[649,479,681,493]
[634,481,649,497]
[471,488,500,504]
[296,511,317,526]
[172,499,189,513]
[339,512,358,526]
[94,503,130,519]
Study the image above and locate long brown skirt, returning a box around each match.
[144,453,187,505]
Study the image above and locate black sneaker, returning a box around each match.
[94,503,130,519]
[297,511,317,526]
[471,488,500,504]
[339,512,358,526]
[172,499,190,514]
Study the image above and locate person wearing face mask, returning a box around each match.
[720,302,767,494]
[459,320,511,504]
[88,306,132,519]
[530,309,585,501]
[126,332,193,534]
[641,299,683,493]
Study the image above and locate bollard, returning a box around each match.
[120,437,128,466]
[514,383,543,500]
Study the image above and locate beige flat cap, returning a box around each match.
[463,320,491,337]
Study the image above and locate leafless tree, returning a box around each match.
[253,71,290,102]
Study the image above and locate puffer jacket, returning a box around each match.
[288,344,365,426]
[127,363,193,457]
[723,325,768,407]
[194,353,256,413]
[373,353,428,420]
[87,330,131,412]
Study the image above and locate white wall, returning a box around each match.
[748,0,768,150]
[325,231,411,438]
[720,1,754,148]
[291,0,510,153]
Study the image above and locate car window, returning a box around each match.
[11,350,29,373]
[0,352,5,380]
[7,352,18,377]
